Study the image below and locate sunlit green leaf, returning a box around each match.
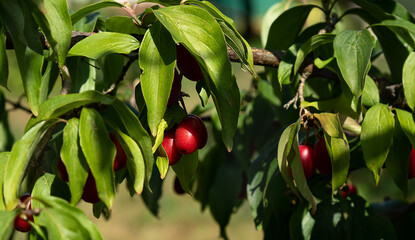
[0,211,15,239]
[402,52,415,111]
[71,0,124,25]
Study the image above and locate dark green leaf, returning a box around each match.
[334,30,376,97]
[278,44,299,86]
[68,32,140,59]
[61,118,88,205]
[294,34,335,76]
[73,12,101,32]
[265,5,316,51]
[98,54,124,92]
[139,21,176,136]
[104,16,146,35]
[4,119,59,210]
[66,57,97,93]
[386,117,411,196]
[35,195,103,240]
[40,60,60,105]
[111,99,154,190]
[136,0,180,6]
[402,52,415,111]
[209,161,242,239]
[395,109,415,149]
[0,152,9,210]
[141,165,163,216]
[361,103,395,185]
[362,75,379,107]
[172,151,198,194]
[79,108,116,208]
[314,113,343,139]
[185,0,255,75]
[0,211,15,239]
[29,90,113,131]
[323,132,350,192]
[0,22,8,88]
[153,5,240,151]
[371,19,415,49]
[71,0,124,25]
[31,173,71,208]
[30,0,72,67]
[105,120,145,194]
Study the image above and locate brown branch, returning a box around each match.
[103,55,138,95]
[5,98,32,114]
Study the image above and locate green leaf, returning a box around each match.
[323,132,350,192]
[0,152,9,210]
[402,52,415,111]
[261,0,299,47]
[278,44,299,86]
[30,0,72,67]
[12,37,44,116]
[395,109,415,149]
[386,117,411,197]
[73,12,101,32]
[111,99,154,190]
[61,118,89,205]
[314,113,343,139]
[361,103,395,185]
[152,119,168,154]
[35,195,103,239]
[362,75,380,107]
[39,60,60,105]
[136,0,180,6]
[208,161,242,239]
[105,120,146,194]
[79,108,116,208]
[139,21,176,136]
[31,173,71,208]
[3,119,59,210]
[71,0,124,25]
[66,57,97,93]
[334,30,376,97]
[141,165,163,216]
[0,22,8,88]
[68,32,140,59]
[371,19,415,49]
[293,34,335,76]
[185,0,255,76]
[153,5,240,151]
[277,123,299,196]
[172,151,199,194]
[0,211,15,239]
[265,5,317,51]
[98,54,124,91]
[104,16,146,35]
[29,90,113,131]
[155,156,169,180]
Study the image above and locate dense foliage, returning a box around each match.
[0,0,415,239]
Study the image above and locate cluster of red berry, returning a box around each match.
[162,114,207,166]
[14,194,34,232]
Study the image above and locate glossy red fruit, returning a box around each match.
[408,148,415,179]
[176,44,203,81]
[167,70,182,106]
[57,157,69,182]
[188,114,207,149]
[109,133,127,172]
[341,183,358,199]
[174,176,185,195]
[313,138,332,175]
[299,144,314,181]
[82,172,100,204]
[175,115,204,155]
[162,129,182,166]
[14,211,34,232]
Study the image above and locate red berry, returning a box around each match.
[175,116,204,155]
[109,133,127,172]
[57,157,69,182]
[174,176,185,195]
[14,211,33,232]
[188,114,207,149]
[313,138,332,175]
[176,44,204,81]
[299,144,314,181]
[162,129,182,165]
[409,148,415,179]
[167,70,182,106]
[82,172,100,204]
[341,183,358,199]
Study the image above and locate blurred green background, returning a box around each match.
[8,0,415,239]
